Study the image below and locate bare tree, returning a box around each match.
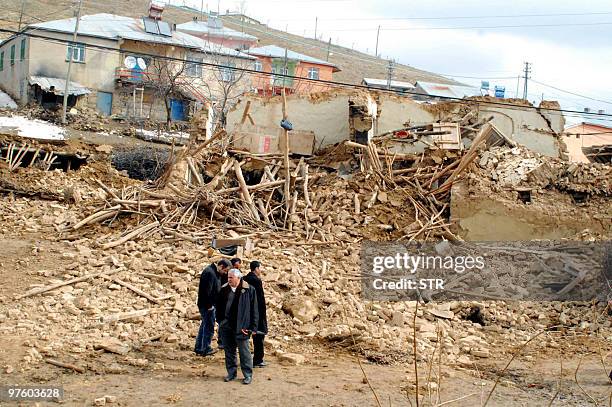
[148,57,188,129]
[193,44,254,131]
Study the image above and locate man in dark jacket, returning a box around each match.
[243,260,268,367]
[195,259,231,356]
[216,268,258,384]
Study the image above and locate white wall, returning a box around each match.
[227,90,564,157]
[478,106,563,158]
[228,91,351,148]
[0,35,30,104]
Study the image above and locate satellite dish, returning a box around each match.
[124,56,137,69]
[137,57,147,70]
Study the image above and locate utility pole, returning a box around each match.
[326,37,331,61]
[314,17,318,39]
[18,0,27,31]
[61,0,83,125]
[375,25,380,57]
[515,75,520,98]
[283,47,288,90]
[522,62,531,101]
[386,59,394,90]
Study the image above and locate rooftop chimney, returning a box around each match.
[148,1,165,20]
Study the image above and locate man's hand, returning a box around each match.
[208,306,214,311]
[241,329,249,335]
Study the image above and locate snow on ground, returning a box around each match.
[0,115,66,140]
[0,91,18,109]
[135,129,189,145]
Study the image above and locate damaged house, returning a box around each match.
[247,45,341,96]
[563,122,612,164]
[0,4,254,124]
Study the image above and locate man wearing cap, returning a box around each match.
[216,268,258,384]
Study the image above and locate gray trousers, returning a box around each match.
[219,324,253,379]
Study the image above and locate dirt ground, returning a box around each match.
[1,349,610,407]
[0,234,610,407]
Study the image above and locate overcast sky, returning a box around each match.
[180,0,612,125]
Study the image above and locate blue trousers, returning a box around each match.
[194,307,215,353]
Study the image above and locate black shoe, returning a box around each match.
[224,375,236,382]
[242,376,252,385]
[203,348,217,356]
[254,361,267,368]
[195,351,205,357]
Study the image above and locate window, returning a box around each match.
[254,60,262,72]
[0,52,3,71]
[219,62,236,82]
[307,67,319,80]
[20,38,26,61]
[66,43,85,63]
[272,66,289,86]
[186,55,203,78]
[10,44,15,65]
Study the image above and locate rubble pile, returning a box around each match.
[478,146,611,195]
[16,105,110,133]
[0,134,134,201]
[0,124,610,376]
[1,204,609,372]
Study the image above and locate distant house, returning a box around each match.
[177,16,258,51]
[247,45,340,96]
[0,6,254,123]
[563,122,612,163]
[414,81,480,101]
[362,78,416,94]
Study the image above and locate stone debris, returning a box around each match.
[278,353,306,365]
[478,145,611,195]
[0,114,609,376]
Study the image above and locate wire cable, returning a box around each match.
[2,26,612,123]
[530,79,612,106]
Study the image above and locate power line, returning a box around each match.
[530,79,612,106]
[8,12,612,112]
[222,15,456,81]
[439,74,517,80]
[310,21,612,32]
[3,27,612,123]
[62,0,83,124]
[522,62,531,101]
[270,11,612,22]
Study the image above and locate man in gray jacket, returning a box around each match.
[216,268,258,384]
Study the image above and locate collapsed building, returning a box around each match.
[0,85,610,404]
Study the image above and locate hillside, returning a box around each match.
[0,0,454,86]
